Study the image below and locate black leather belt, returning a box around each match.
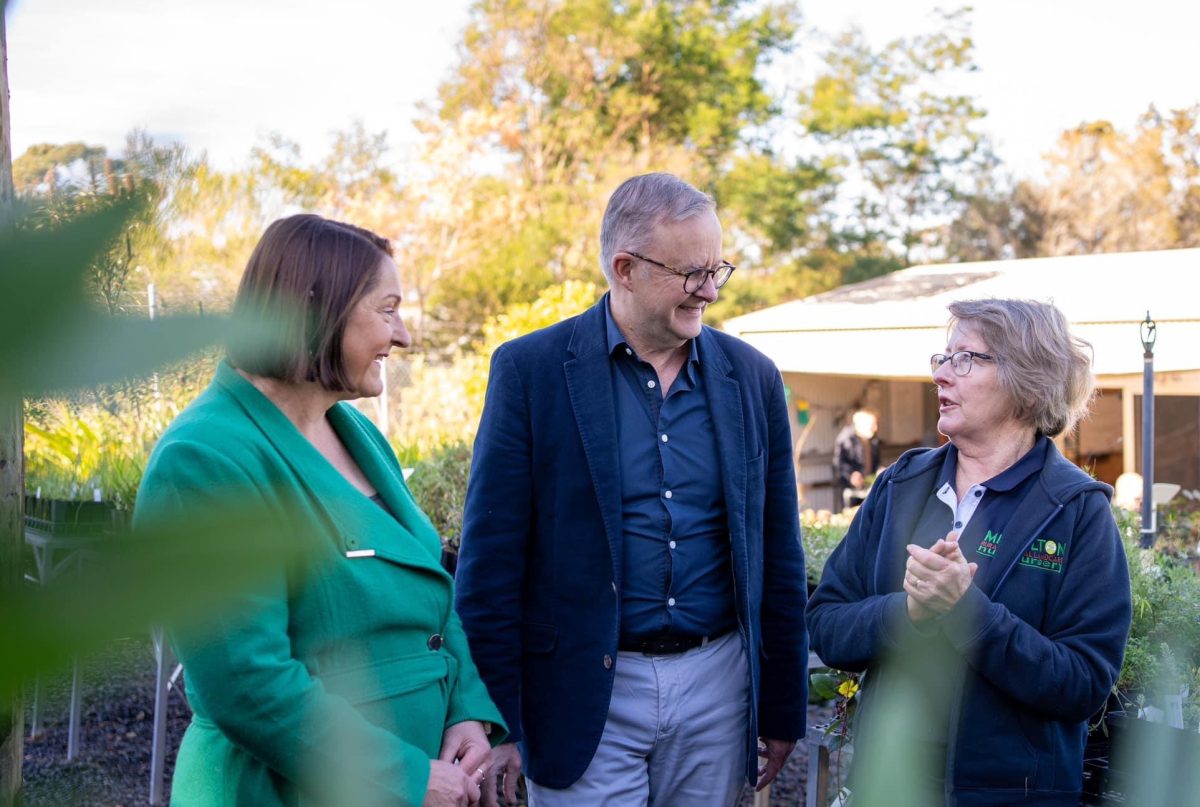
[619,634,709,655]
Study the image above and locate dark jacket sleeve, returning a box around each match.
[455,346,533,744]
[937,489,1132,722]
[756,369,810,741]
[806,464,927,671]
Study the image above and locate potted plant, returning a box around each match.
[1081,507,1200,802]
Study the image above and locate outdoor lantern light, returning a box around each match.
[1140,311,1157,548]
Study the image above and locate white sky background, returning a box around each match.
[7,0,1200,181]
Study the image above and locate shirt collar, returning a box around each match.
[603,295,700,366]
[936,434,1049,494]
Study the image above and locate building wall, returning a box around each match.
[780,369,1200,513]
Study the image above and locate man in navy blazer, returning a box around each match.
[456,173,808,806]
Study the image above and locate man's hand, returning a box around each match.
[439,720,492,782]
[755,737,796,791]
[480,742,522,807]
[904,531,977,620]
[849,470,865,489]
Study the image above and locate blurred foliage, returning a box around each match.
[1,191,294,710]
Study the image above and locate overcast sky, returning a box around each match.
[7,0,1200,180]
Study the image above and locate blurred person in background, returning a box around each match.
[833,408,881,513]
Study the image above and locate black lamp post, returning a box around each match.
[1139,312,1157,548]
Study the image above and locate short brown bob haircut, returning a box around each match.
[947,298,1094,437]
[227,214,393,391]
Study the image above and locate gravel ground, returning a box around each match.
[21,636,190,807]
[21,642,840,806]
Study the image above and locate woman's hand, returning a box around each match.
[423,760,481,807]
[904,531,977,620]
[439,720,492,782]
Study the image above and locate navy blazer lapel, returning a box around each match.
[698,330,747,543]
[563,300,625,583]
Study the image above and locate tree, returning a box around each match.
[1003,106,1200,258]
[0,5,24,800]
[420,0,801,330]
[12,141,107,194]
[797,7,995,268]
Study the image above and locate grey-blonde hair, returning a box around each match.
[598,173,714,283]
[947,299,1094,437]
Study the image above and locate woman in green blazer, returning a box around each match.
[135,215,506,807]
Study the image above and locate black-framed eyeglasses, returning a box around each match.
[931,350,995,376]
[626,251,736,294]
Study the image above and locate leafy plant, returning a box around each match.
[405,440,473,552]
[801,508,852,586]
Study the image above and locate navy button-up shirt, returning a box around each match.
[605,301,737,642]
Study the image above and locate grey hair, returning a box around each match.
[599,173,715,283]
[947,298,1094,437]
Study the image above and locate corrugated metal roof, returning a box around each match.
[722,248,1200,378]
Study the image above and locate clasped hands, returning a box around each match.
[904,531,978,623]
[425,720,493,807]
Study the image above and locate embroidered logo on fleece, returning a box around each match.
[976,532,1066,573]
[1019,537,1066,573]
[976,530,1002,558]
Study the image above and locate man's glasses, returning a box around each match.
[626,251,736,294]
[930,350,995,376]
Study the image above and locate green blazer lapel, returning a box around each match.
[214,363,444,576]
[564,302,625,585]
[327,404,447,574]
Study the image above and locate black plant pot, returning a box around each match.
[440,548,459,577]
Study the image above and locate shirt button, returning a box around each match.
[611,581,618,594]
[603,654,613,669]
[954,521,962,529]
[667,597,676,607]
[427,634,444,651]
[661,434,669,443]
[647,380,656,389]
[664,490,673,499]
[625,347,633,356]
[669,540,677,549]
[974,490,982,497]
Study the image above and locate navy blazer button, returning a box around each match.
[427,634,444,651]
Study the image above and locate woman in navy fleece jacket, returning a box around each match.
[807,299,1131,807]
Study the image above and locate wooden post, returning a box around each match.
[0,7,26,803]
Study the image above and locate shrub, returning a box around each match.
[405,440,473,552]
[802,509,852,586]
